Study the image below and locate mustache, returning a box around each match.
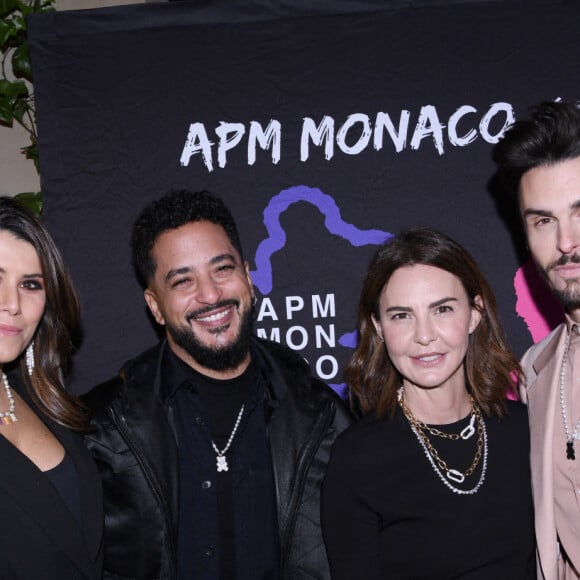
[185,299,240,323]
[547,253,580,272]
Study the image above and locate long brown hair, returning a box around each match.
[345,228,520,419]
[0,197,86,431]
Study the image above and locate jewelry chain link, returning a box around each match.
[398,389,484,482]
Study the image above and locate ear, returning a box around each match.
[244,261,255,301]
[468,295,483,334]
[144,288,166,326]
[371,314,383,341]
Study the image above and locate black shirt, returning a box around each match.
[321,400,535,579]
[44,452,81,524]
[165,348,279,580]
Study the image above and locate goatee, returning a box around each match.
[541,254,580,311]
[551,283,580,311]
[170,300,254,372]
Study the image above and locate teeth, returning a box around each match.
[197,308,231,323]
[419,354,440,362]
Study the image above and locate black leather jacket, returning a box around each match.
[84,338,352,580]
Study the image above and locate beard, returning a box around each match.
[551,282,580,311]
[169,299,254,372]
[541,253,580,311]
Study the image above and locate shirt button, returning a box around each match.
[201,480,212,490]
[205,545,215,557]
[195,417,205,426]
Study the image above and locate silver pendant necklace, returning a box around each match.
[558,331,580,460]
[211,404,244,472]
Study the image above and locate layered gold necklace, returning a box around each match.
[398,387,487,495]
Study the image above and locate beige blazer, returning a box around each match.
[521,323,577,580]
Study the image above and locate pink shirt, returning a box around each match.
[553,318,580,577]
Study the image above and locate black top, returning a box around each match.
[165,348,279,580]
[321,400,535,579]
[44,452,81,524]
[194,361,257,580]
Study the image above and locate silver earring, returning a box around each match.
[252,295,258,307]
[26,342,35,376]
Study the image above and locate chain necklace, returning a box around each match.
[211,404,244,472]
[558,331,580,460]
[0,372,18,425]
[398,387,487,495]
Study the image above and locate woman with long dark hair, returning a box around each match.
[0,197,102,579]
[322,228,534,579]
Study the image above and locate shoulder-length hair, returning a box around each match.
[0,197,86,431]
[345,228,519,419]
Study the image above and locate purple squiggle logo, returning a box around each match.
[251,185,391,293]
[251,185,393,395]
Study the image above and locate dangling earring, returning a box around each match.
[26,341,35,377]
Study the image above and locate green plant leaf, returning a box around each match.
[0,79,29,127]
[11,13,25,34]
[0,1,20,19]
[21,143,39,172]
[12,97,28,124]
[14,191,42,216]
[0,100,14,124]
[0,0,54,192]
[0,78,29,101]
[22,141,37,158]
[11,42,31,80]
[0,19,16,48]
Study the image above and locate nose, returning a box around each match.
[557,219,580,254]
[195,276,223,305]
[414,316,436,346]
[0,284,20,316]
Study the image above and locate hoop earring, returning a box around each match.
[26,341,35,377]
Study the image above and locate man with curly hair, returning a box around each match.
[84,189,352,580]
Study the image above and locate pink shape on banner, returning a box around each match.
[514,257,564,343]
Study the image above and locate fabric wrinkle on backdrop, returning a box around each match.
[27,0,574,394]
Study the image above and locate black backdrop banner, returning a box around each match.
[28,0,575,394]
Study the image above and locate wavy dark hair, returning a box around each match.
[0,197,85,431]
[493,100,580,197]
[345,228,520,419]
[132,189,244,287]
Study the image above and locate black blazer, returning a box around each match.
[0,370,103,580]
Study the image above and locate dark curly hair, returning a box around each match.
[493,100,580,197]
[345,228,520,419]
[131,189,244,287]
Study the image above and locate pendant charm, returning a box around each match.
[567,440,576,461]
[446,469,465,483]
[216,455,229,472]
[211,404,244,474]
[460,414,476,440]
